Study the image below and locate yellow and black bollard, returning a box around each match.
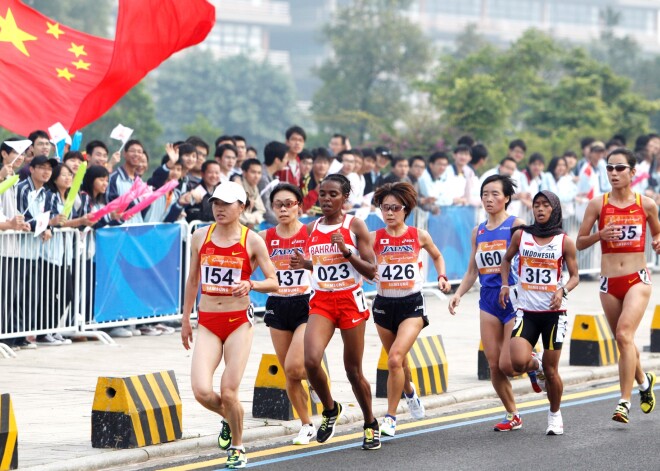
[0,393,18,471]
[650,305,660,353]
[91,370,182,448]
[376,335,448,398]
[252,353,329,421]
[569,314,618,366]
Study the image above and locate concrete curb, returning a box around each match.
[20,358,660,471]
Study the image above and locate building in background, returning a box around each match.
[203,0,660,102]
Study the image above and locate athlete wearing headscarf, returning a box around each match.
[499,190,579,436]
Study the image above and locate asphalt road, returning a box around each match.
[124,382,660,471]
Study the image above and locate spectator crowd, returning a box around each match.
[1,125,659,348]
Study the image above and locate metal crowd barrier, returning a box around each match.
[1,207,658,356]
[0,228,82,357]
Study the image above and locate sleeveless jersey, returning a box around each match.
[599,192,646,254]
[265,225,312,296]
[307,214,362,292]
[199,224,252,296]
[516,231,566,312]
[475,215,517,288]
[373,227,423,297]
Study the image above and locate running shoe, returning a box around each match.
[493,413,522,432]
[218,419,232,450]
[316,402,342,443]
[226,447,247,469]
[532,352,546,392]
[292,423,316,445]
[405,383,425,419]
[546,410,564,435]
[52,333,72,345]
[640,372,656,414]
[612,402,630,423]
[362,424,381,450]
[380,416,396,437]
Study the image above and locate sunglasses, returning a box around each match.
[606,164,632,172]
[272,200,299,210]
[380,204,405,213]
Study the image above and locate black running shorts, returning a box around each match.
[372,292,428,334]
[511,310,568,350]
[264,294,310,332]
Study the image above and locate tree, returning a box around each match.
[81,81,162,158]
[24,0,113,38]
[154,51,298,153]
[421,28,658,160]
[311,0,431,141]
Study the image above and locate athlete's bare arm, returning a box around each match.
[241,230,279,296]
[499,229,521,308]
[549,236,579,310]
[576,197,607,250]
[345,217,377,280]
[642,195,660,253]
[181,228,205,349]
[419,228,450,293]
[448,227,478,315]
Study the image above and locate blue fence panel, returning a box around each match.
[426,206,476,282]
[94,224,182,321]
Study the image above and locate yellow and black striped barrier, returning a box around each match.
[252,354,329,421]
[650,305,660,352]
[376,335,448,398]
[569,314,618,366]
[478,340,490,380]
[0,394,18,471]
[91,370,182,449]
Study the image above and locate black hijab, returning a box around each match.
[512,190,564,237]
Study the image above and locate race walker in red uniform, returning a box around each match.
[290,174,381,450]
[258,183,316,445]
[182,182,278,469]
[370,182,451,437]
[577,148,660,423]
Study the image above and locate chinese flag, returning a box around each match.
[0,0,215,136]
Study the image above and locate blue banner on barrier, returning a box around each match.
[94,224,182,321]
[426,206,475,282]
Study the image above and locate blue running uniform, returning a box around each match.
[475,215,518,323]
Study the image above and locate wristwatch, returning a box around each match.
[561,287,568,298]
[342,249,353,259]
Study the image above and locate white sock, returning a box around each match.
[618,398,631,408]
[639,375,650,392]
[549,409,561,417]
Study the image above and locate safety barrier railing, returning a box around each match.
[0,228,82,357]
[1,208,658,356]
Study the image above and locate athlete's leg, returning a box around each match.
[191,325,225,415]
[281,324,311,425]
[541,349,563,413]
[219,322,254,447]
[499,318,520,376]
[603,282,651,401]
[377,318,423,417]
[304,314,336,410]
[341,321,375,424]
[481,311,516,413]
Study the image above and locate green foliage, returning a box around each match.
[154,51,298,153]
[24,0,113,38]
[182,115,223,152]
[419,28,658,166]
[81,81,162,158]
[312,0,431,142]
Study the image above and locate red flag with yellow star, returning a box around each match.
[0,0,215,136]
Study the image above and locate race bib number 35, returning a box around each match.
[200,254,243,295]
